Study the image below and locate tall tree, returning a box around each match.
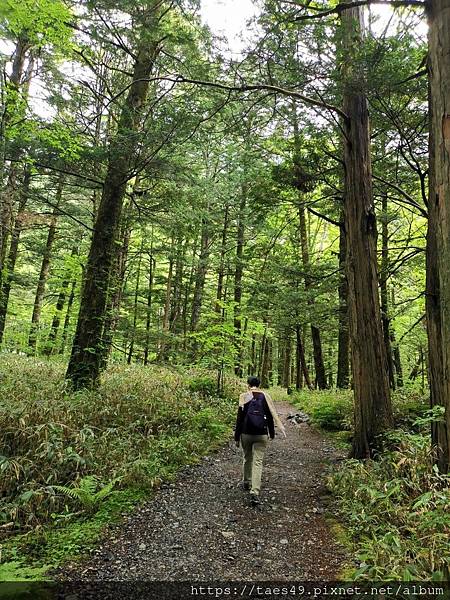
[66,4,163,388]
[426,0,450,472]
[340,0,393,457]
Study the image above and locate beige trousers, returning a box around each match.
[240,433,268,496]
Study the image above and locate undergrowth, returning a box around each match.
[0,355,242,578]
[329,421,450,581]
[291,388,449,580]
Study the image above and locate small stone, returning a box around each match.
[221,531,235,539]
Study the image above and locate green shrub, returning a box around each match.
[187,375,218,397]
[329,422,450,580]
[391,389,429,429]
[291,389,353,431]
[0,355,238,532]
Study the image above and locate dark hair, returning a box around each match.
[247,376,260,387]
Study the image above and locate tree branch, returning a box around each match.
[105,75,348,121]
[294,0,425,21]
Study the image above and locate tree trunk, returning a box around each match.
[426,0,450,472]
[0,35,31,266]
[295,326,303,390]
[296,324,312,389]
[282,333,292,388]
[60,279,76,354]
[298,205,328,389]
[215,203,229,313]
[337,214,350,388]
[340,1,393,457]
[0,169,30,344]
[191,219,210,334]
[28,179,63,353]
[158,237,175,362]
[169,236,185,338]
[127,239,143,364]
[44,245,79,355]
[260,333,271,389]
[234,188,247,377]
[66,19,161,388]
[144,236,155,366]
[98,203,132,370]
[380,192,396,389]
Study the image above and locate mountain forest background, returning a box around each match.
[0,0,449,583]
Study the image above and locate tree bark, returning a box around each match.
[340,1,393,457]
[60,279,76,354]
[282,332,292,388]
[44,245,79,355]
[298,204,328,389]
[337,214,350,388]
[0,168,30,344]
[170,236,186,338]
[66,15,161,388]
[234,188,247,377]
[98,203,132,370]
[191,219,211,334]
[380,192,396,389]
[158,237,175,362]
[28,179,63,353]
[260,332,271,388]
[144,233,155,366]
[127,239,143,364]
[0,35,31,267]
[215,203,229,314]
[296,324,313,389]
[426,0,450,472]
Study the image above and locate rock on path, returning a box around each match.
[55,401,348,581]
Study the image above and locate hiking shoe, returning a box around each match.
[250,493,261,506]
[238,481,250,491]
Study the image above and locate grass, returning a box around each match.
[288,385,449,581]
[0,355,242,579]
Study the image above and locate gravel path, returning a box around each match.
[55,401,348,581]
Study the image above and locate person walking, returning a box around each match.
[234,376,286,506]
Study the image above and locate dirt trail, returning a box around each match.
[55,401,348,581]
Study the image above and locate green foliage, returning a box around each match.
[0,0,72,47]
[52,475,120,512]
[187,374,217,397]
[0,355,240,575]
[0,355,238,530]
[292,389,353,431]
[0,560,49,581]
[391,389,429,429]
[329,418,450,580]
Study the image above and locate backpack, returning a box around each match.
[244,392,268,435]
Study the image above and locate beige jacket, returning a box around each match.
[239,387,286,436]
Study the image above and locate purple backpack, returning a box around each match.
[244,392,268,435]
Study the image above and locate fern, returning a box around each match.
[53,475,120,510]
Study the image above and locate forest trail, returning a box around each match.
[55,400,348,581]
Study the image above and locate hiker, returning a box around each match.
[234,376,286,505]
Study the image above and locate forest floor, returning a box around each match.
[53,400,349,581]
